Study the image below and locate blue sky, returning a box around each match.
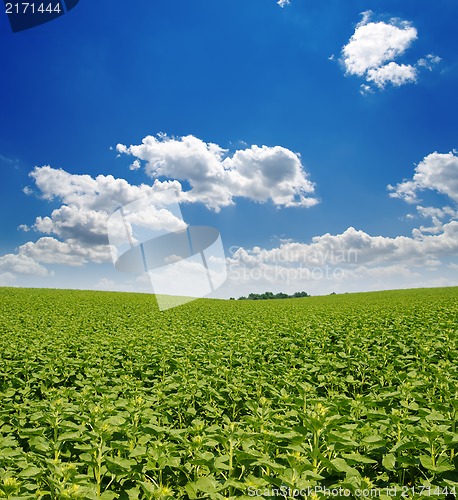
[1,0,458,298]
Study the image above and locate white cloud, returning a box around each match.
[411,205,458,236]
[31,166,183,230]
[417,205,458,219]
[340,12,438,91]
[224,222,458,296]
[347,264,421,279]
[357,10,373,28]
[29,165,164,211]
[19,237,111,266]
[229,223,458,269]
[116,134,318,211]
[360,84,374,95]
[129,159,141,171]
[34,206,110,245]
[224,145,458,295]
[417,54,442,71]
[342,15,417,77]
[7,141,458,297]
[223,144,317,207]
[277,0,290,7]
[388,152,458,203]
[366,62,417,88]
[8,134,317,274]
[18,167,188,267]
[0,253,50,276]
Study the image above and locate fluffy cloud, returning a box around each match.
[226,222,458,296]
[7,142,458,296]
[21,167,187,266]
[19,237,111,266]
[229,222,458,269]
[129,159,141,171]
[29,165,173,212]
[3,167,143,279]
[417,54,442,71]
[388,152,458,203]
[34,206,110,245]
[9,134,316,276]
[0,253,50,276]
[366,62,417,88]
[416,205,458,220]
[116,134,318,211]
[342,14,417,76]
[340,11,438,91]
[277,0,290,7]
[410,205,458,236]
[225,147,458,296]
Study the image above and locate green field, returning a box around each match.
[0,287,457,499]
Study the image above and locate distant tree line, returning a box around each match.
[229,291,310,301]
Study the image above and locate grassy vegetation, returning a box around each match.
[0,286,457,499]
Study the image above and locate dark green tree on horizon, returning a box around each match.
[236,291,310,301]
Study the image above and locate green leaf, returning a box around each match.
[214,454,231,471]
[331,458,359,476]
[138,481,156,496]
[129,446,147,458]
[343,452,377,464]
[57,431,82,441]
[362,435,384,444]
[18,466,42,478]
[382,453,396,471]
[100,491,118,500]
[419,455,435,471]
[105,456,136,473]
[104,415,126,426]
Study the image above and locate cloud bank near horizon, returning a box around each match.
[0,138,457,295]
